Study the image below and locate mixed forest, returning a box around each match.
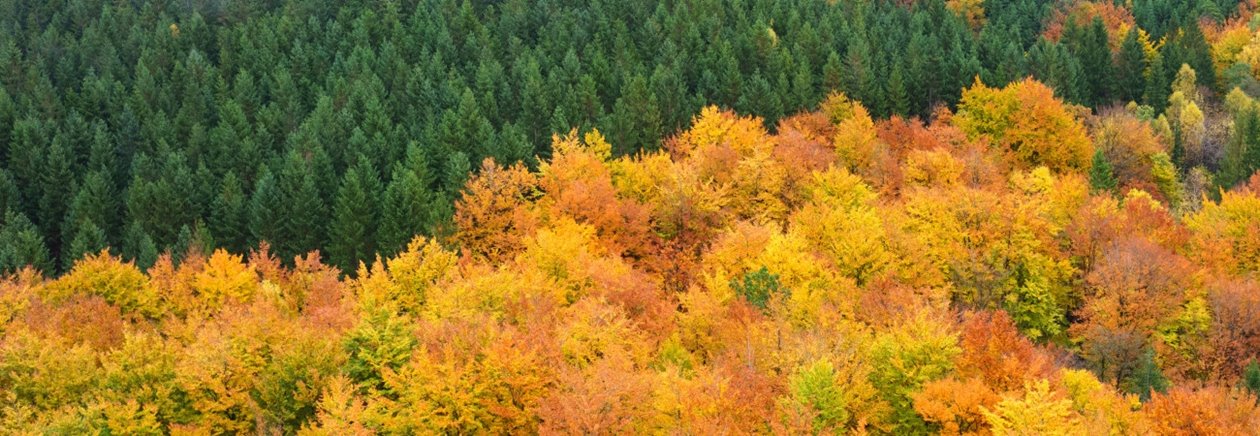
[5,0,1260,433]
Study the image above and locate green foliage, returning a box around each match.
[1125,349,1170,402]
[329,157,382,274]
[342,310,417,395]
[0,211,52,274]
[787,359,851,433]
[730,266,786,312]
[1090,148,1118,194]
[1242,360,1260,399]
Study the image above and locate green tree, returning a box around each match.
[210,172,248,254]
[1243,360,1260,399]
[0,210,52,274]
[1116,29,1149,103]
[608,74,663,156]
[1124,348,1169,402]
[1090,148,1118,194]
[1221,105,1260,188]
[328,156,382,274]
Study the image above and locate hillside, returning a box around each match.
[5,0,1260,434]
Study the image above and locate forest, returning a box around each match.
[4,0,1260,433]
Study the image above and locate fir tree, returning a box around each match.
[1116,29,1148,103]
[328,156,382,274]
[1243,360,1260,400]
[0,210,52,274]
[210,171,248,253]
[1126,349,1170,402]
[1090,148,1118,194]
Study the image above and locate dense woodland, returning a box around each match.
[6,0,1260,434]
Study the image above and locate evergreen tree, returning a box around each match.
[37,138,74,255]
[210,171,248,253]
[274,152,328,262]
[1090,148,1118,194]
[1222,105,1260,188]
[120,221,157,271]
[248,166,284,253]
[0,169,22,218]
[1144,52,1171,111]
[0,210,52,274]
[1243,360,1260,399]
[1069,17,1116,106]
[1126,349,1170,402]
[1116,29,1148,103]
[886,62,910,116]
[379,166,437,257]
[63,220,107,271]
[328,156,382,274]
[608,74,664,156]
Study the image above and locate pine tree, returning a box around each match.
[210,171,248,253]
[1144,53,1171,112]
[609,74,663,156]
[1116,29,1148,103]
[0,210,52,274]
[121,222,158,271]
[1090,148,1118,194]
[328,156,382,274]
[379,166,436,257]
[1243,360,1260,399]
[248,166,284,252]
[1126,349,1170,402]
[63,220,107,271]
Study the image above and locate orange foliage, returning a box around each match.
[453,159,540,262]
[1145,386,1260,434]
[1043,1,1137,48]
[10,96,1260,434]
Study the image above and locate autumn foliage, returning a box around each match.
[4,86,1260,433]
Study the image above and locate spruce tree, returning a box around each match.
[1243,360,1260,400]
[1071,17,1116,106]
[379,166,435,257]
[1126,349,1170,402]
[609,74,664,156]
[1116,29,1148,103]
[0,210,52,275]
[63,220,107,271]
[210,172,248,253]
[37,138,74,255]
[248,166,284,253]
[1222,106,1260,188]
[328,156,382,274]
[1090,148,1118,194]
[121,222,158,271]
[275,151,328,262]
[1144,52,1171,111]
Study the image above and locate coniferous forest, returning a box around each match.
[4,0,1260,433]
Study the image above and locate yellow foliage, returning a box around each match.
[676,105,771,160]
[1185,190,1260,273]
[833,104,881,173]
[43,250,158,318]
[356,237,457,315]
[903,148,965,189]
[1060,369,1148,434]
[983,379,1084,435]
[518,219,602,304]
[193,250,258,310]
[558,298,650,368]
